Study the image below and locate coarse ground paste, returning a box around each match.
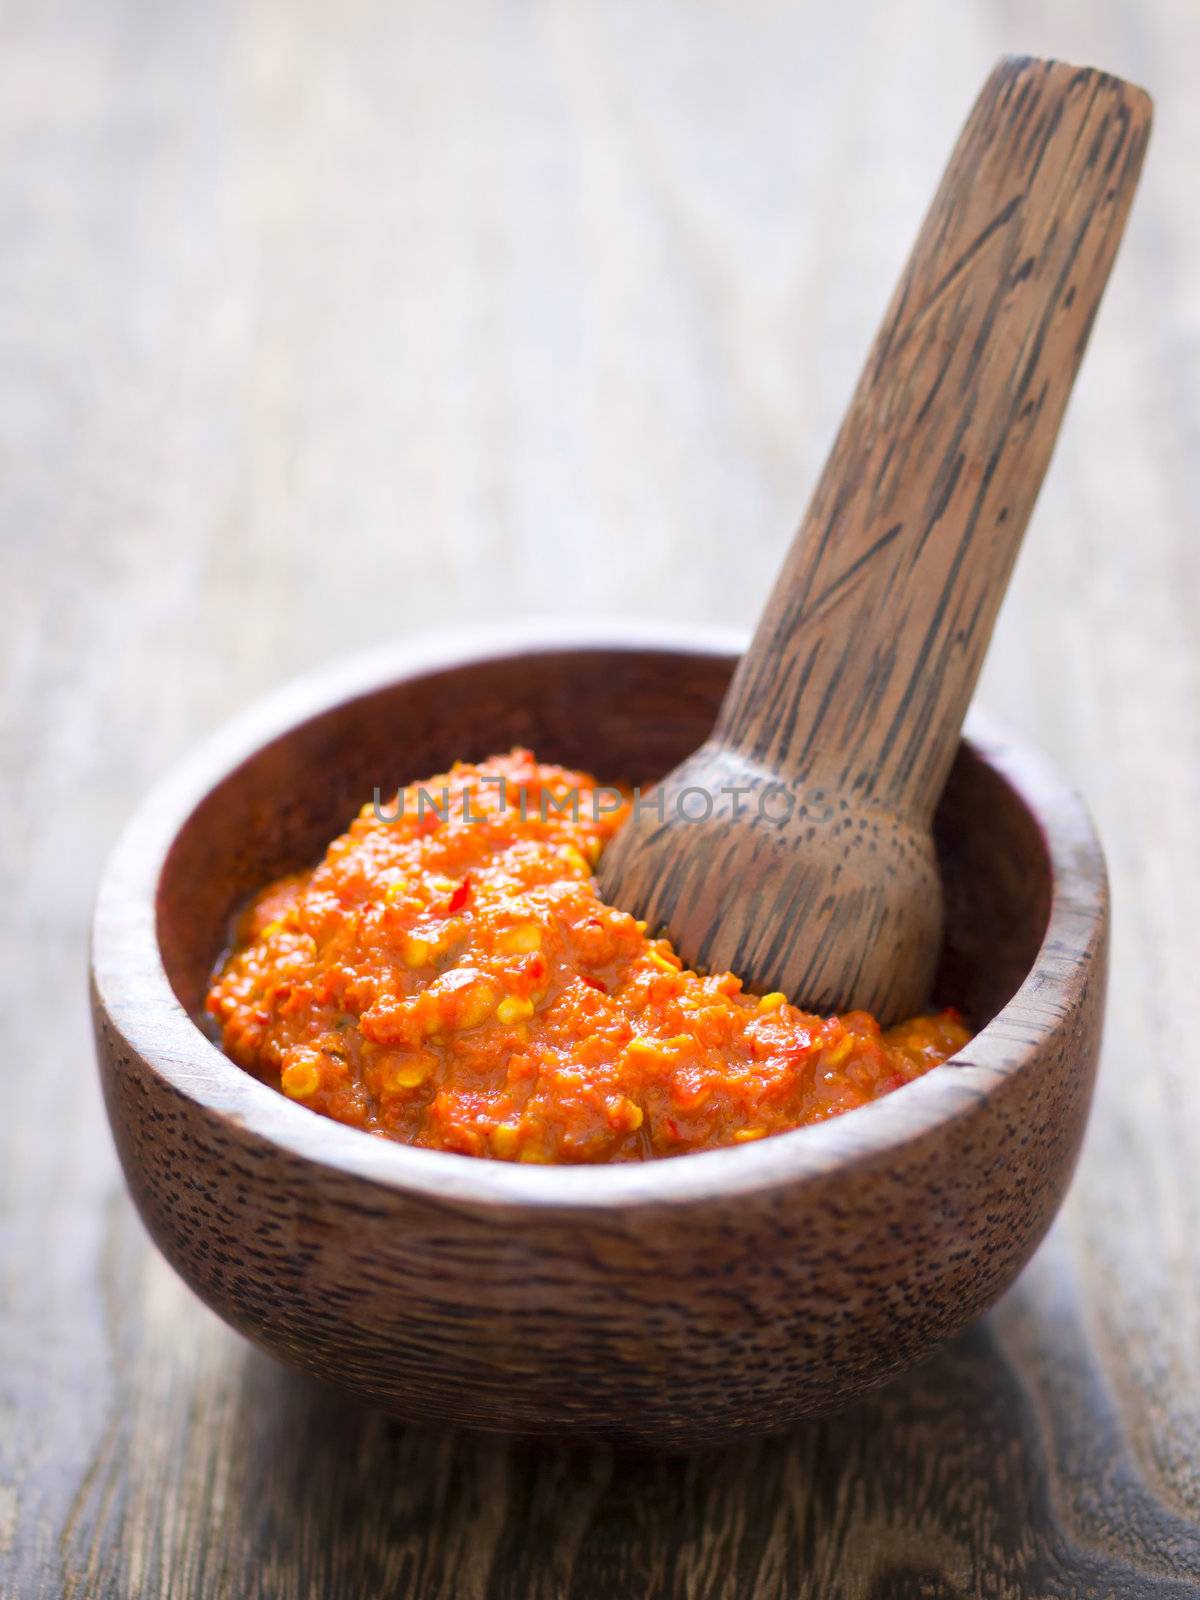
[208,751,969,1161]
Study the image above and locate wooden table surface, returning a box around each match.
[4,1,1199,1595]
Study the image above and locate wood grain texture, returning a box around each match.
[4,0,1200,1594]
[91,638,1104,1449]
[599,57,1149,1022]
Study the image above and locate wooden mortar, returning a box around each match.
[91,629,1108,1446]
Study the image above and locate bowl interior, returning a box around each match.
[157,646,1050,1037]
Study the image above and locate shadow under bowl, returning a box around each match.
[90,625,1108,1448]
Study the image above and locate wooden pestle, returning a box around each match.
[599,56,1151,1022]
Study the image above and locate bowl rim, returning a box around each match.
[91,620,1107,1211]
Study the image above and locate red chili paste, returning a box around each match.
[207,751,968,1162]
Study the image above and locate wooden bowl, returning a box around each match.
[90,625,1108,1448]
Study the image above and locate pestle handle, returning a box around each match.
[599,55,1150,1019]
[717,57,1152,822]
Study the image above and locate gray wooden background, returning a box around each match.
[4,0,1199,1595]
